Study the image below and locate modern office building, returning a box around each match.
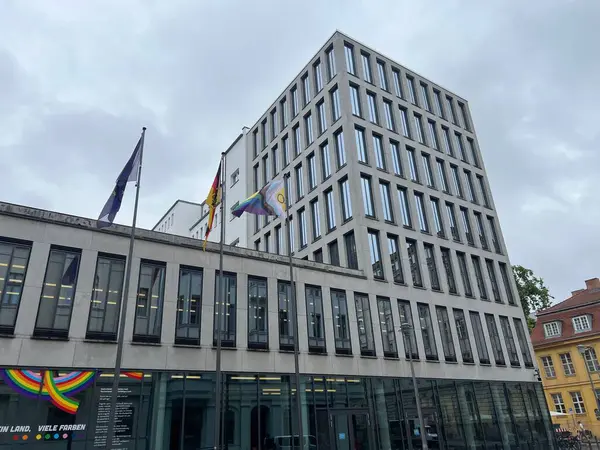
[0,31,553,450]
[532,278,600,436]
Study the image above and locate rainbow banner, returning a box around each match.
[0,369,144,414]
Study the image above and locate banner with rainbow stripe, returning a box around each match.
[0,369,144,415]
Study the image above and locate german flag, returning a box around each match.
[203,162,222,250]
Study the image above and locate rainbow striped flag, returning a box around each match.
[232,179,286,218]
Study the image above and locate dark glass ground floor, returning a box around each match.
[0,368,554,450]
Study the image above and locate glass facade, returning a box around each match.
[0,368,554,450]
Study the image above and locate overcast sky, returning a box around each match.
[1,0,597,302]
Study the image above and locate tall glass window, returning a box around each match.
[368,229,384,280]
[331,289,351,354]
[387,234,404,284]
[423,244,441,291]
[344,43,356,74]
[417,303,438,360]
[84,255,126,341]
[174,266,203,346]
[34,247,81,338]
[486,259,501,302]
[367,93,378,124]
[248,277,268,349]
[133,261,165,343]
[0,240,30,335]
[328,240,340,267]
[335,129,346,168]
[499,262,516,305]
[310,199,321,240]
[326,46,336,79]
[320,142,332,180]
[453,309,474,363]
[383,100,395,131]
[298,208,308,248]
[314,60,323,92]
[457,252,473,297]
[278,280,294,350]
[213,272,237,347]
[513,317,534,368]
[440,248,458,294]
[431,197,445,238]
[487,215,502,254]
[460,208,474,245]
[390,141,403,176]
[414,193,429,232]
[306,285,325,352]
[406,239,423,287]
[500,316,520,367]
[345,232,359,270]
[446,202,460,241]
[361,52,372,82]
[397,187,412,227]
[485,313,506,366]
[330,87,341,121]
[308,153,317,190]
[355,127,368,163]
[422,153,435,188]
[340,178,353,221]
[361,176,375,217]
[377,297,397,358]
[469,311,491,364]
[435,306,456,362]
[392,69,403,97]
[436,159,449,192]
[317,101,327,135]
[377,60,388,90]
[398,300,418,359]
[471,255,488,299]
[406,148,419,182]
[380,182,394,222]
[325,189,336,231]
[474,212,488,249]
[350,85,362,116]
[373,134,386,170]
[399,108,410,138]
[355,293,375,356]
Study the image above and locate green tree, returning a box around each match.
[512,265,553,331]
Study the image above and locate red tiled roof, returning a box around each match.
[531,278,600,347]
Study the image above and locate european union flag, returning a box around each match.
[96,137,142,229]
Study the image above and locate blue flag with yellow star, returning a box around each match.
[96,137,142,229]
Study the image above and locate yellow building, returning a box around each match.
[532,277,600,436]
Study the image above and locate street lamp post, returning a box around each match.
[400,322,429,450]
[577,345,600,414]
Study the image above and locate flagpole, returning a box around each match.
[213,152,227,450]
[105,127,146,450]
[283,173,304,450]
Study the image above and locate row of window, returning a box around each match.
[343,41,472,133]
[252,124,494,245]
[251,45,337,159]
[551,391,587,415]
[540,348,600,379]
[542,314,592,338]
[0,239,528,368]
[348,83,481,169]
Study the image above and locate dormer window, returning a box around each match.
[543,321,562,338]
[573,315,592,333]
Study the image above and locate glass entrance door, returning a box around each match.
[330,410,373,450]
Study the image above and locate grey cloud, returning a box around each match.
[0,0,598,301]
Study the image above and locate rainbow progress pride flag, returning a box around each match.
[232,178,286,218]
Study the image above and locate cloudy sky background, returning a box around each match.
[1,0,597,302]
